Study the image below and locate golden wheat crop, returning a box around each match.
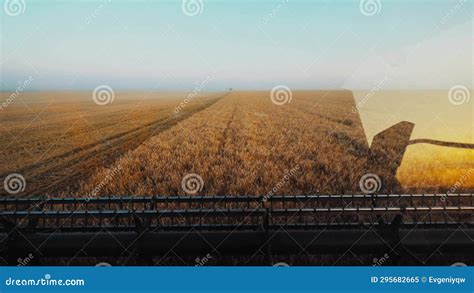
[78,91,378,196]
[0,91,223,195]
[3,90,471,197]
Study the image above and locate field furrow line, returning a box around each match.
[0,93,229,196]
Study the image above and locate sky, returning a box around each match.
[0,0,472,91]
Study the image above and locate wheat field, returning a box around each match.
[77,90,473,197]
[78,90,370,196]
[2,90,472,197]
[354,90,474,191]
[0,91,223,195]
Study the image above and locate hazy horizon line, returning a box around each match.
[2,87,471,94]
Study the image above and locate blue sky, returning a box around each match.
[1,0,472,91]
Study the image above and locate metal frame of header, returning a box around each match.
[0,194,473,265]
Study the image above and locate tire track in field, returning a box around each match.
[218,106,238,157]
[1,93,229,196]
[214,94,243,194]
